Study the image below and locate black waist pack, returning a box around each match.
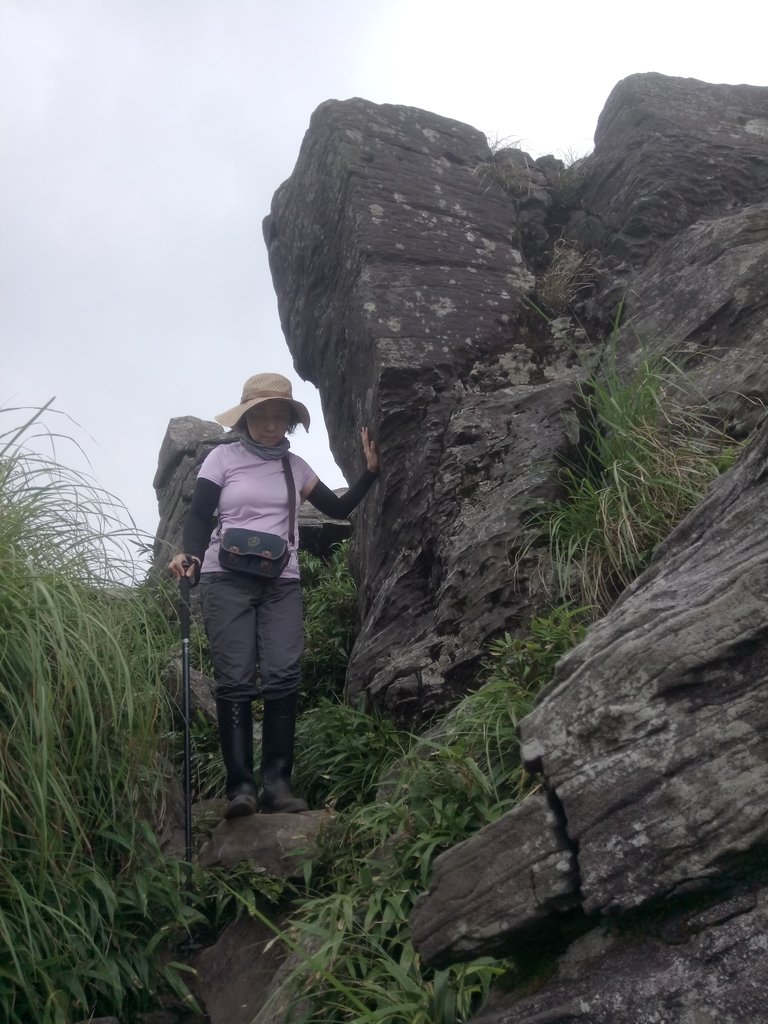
[218,528,289,579]
[216,455,296,580]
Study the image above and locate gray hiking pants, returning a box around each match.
[200,572,304,701]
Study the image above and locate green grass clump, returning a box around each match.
[294,698,410,811]
[534,354,742,615]
[300,542,358,703]
[0,408,199,1023]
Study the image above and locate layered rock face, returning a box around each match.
[570,74,768,439]
[568,73,768,265]
[264,99,586,721]
[520,419,768,916]
[411,415,768,1020]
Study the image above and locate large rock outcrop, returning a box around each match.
[263,74,768,725]
[256,71,768,1022]
[264,98,587,722]
[469,886,768,1024]
[565,74,768,439]
[567,73,768,265]
[520,414,768,917]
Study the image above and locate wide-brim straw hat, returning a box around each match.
[215,373,311,432]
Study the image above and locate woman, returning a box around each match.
[168,372,378,818]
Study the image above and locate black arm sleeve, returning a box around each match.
[182,477,221,562]
[306,470,378,520]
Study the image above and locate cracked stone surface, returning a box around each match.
[470,886,768,1024]
[411,792,581,967]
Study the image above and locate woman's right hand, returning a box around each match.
[168,553,201,581]
[361,427,380,474]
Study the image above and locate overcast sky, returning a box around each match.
[2,0,766,557]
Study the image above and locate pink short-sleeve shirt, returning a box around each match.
[197,443,319,580]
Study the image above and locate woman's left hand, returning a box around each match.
[361,427,379,474]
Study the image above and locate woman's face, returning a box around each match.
[245,400,292,446]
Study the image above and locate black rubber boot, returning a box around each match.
[216,698,258,818]
[260,692,308,813]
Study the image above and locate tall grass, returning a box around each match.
[532,355,742,614]
[0,407,197,1023]
[1,401,150,584]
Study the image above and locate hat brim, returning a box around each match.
[215,395,311,432]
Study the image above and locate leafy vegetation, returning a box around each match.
[294,698,409,811]
[529,353,743,615]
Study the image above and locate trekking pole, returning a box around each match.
[178,573,194,886]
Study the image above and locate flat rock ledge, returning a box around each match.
[197,810,331,880]
[411,792,580,967]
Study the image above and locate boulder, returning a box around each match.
[164,659,217,724]
[569,74,768,438]
[152,416,229,571]
[191,914,290,1024]
[293,489,351,556]
[264,97,588,722]
[615,200,768,438]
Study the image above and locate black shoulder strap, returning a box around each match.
[282,455,296,547]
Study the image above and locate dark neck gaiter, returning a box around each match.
[238,434,291,461]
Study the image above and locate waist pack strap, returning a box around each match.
[282,455,296,548]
